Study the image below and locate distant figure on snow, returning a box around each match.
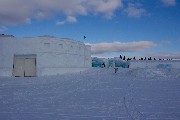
[123,56,126,60]
[101,63,105,68]
[114,68,118,73]
[120,55,122,59]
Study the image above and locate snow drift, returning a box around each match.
[0,67,180,120]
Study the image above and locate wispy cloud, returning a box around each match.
[0,0,122,26]
[0,26,8,33]
[147,52,180,59]
[86,41,157,54]
[161,0,176,6]
[56,16,77,25]
[123,3,148,18]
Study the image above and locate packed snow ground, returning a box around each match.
[0,68,180,120]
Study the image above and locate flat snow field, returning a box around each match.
[0,68,180,120]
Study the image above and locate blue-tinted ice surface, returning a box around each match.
[0,68,180,120]
[92,58,129,68]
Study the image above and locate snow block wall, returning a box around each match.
[129,60,180,69]
[0,36,91,76]
[92,57,129,68]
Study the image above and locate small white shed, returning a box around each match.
[0,35,91,77]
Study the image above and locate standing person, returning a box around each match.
[114,68,118,73]
[102,63,105,68]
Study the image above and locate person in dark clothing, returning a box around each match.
[114,68,118,73]
[102,63,105,68]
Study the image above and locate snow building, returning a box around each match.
[0,34,91,77]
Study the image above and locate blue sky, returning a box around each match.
[0,0,180,59]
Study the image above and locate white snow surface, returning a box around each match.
[0,68,180,120]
